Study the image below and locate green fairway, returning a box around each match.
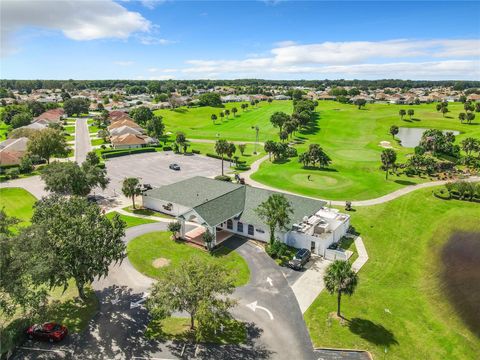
[127,231,250,287]
[251,101,479,200]
[155,101,478,200]
[0,187,37,226]
[189,141,265,168]
[304,187,480,360]
[106,211,157,228]
[155,100,292,141]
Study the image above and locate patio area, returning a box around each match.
[183,226,233,248]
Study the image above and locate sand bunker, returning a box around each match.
[379,141,393,148]
[152,258,171,268]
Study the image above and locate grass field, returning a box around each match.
[189,141,265,168]
[91,138,107,146]
[155,101,478,200]
[63,125,75,134]
[127,231,250,287]
[155,100,292,142]
[304,187,480,360]
[0,187,37,227]
[122,206,174,219]
[106,211,157,228]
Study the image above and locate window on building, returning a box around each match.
[237,222,244,232]
[227,219,233,230]
[248,224,254,236]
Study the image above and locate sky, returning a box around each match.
[1,0,479,80]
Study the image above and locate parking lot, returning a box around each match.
[101,151,228,197]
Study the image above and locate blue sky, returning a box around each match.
[1,1,479,80]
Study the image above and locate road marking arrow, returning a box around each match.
[246,301,274,320]
[130,292,149,309]
[266,277,273,286]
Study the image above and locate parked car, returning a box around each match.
[169,163,180,171]
[26,322,68,343]
[288,248,311,270]
[142,183,153,191]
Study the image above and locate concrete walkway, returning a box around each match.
[291,236,369,313]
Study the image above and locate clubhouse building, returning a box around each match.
[142,177,350,256]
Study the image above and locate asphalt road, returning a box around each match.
[75,118,91,164]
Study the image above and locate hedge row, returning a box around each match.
[205,153,246,165]
[102,147,156,159]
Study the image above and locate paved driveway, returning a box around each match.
[99,152,228,198]
[75,118,92,164]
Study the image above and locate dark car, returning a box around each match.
[142,183,153,191]
[169,163,180,171]
[288,248,311,270]
[26,322,68,343]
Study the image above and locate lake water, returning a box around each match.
[396,127,460,148]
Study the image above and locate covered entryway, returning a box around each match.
[183,226,234,248]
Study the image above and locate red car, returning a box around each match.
[26,322,68,342]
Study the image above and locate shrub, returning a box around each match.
[192,149,200,154]
[102,147,156,159]
[206,153,223,160]
[214,175,232,182]
[266,241,290,259]
[163,146,172,151]
[6,167,20,179]
[19,156,34,174]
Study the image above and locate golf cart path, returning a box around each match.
[242,155,480,206]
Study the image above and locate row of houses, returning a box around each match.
[0,108,66,166]
[106,111,156,149]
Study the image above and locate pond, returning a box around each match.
[396,127,460,148]
[441,231,480,337]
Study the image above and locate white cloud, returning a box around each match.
[114,61,135,66]
[149,75,176,80]
[141,0,167,10]
[138,36,175,45]
[1,0,151,55]
[178,39,480,80]
[148,67,178,73]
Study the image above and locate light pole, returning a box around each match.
[251,126,259,154]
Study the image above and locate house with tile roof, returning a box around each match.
[110,133,156,149]
[143,176,350,254]
[0,137,29,165]
[34,108,65,124]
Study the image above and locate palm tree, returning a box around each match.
[466,112,475,124]
[441,106,449,117]
[168,221,181,240]
[255,194,293,245]
[389,125,399,139]
[224,109,230,119]
[461,137,479,155]
[407,109,414,120]
[122,177,142,209]
[231,107,238,117]
[211,114,217,124]
[219,112,224,122]
[398,109,406,120]
[459,112,466,124]
[381,148,397,180]
[324,260,358,318]
[215,139,229,176]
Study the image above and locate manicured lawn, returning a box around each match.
[89,125,100,134]
[0,187,37,226]
[91,138,107,146]
[304,187,480,360]
[106,211,157,228]
[122,206,174,219]
[127,231,250,287]
[189,141,265,168]
[156,101,479,201]
[155,100,292,141]
[145,317,247,344]
[63,125,75,134]
[252,101,479,200]
[65,134,75,141]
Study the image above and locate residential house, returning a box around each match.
[109,125,145,137]
[110,133,156,149]
[0,137,29,165]
[34,108,65,125]
[143,177,350,255]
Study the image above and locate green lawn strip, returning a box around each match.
[145,317,247,344]
[89,125,100,134]
[122,206,174,219]
[91,138,107,146]
[63,125,75,134]
[0,169,42,183]
[0,187,37,227]
[127,231,250,287]
[65,134,75,141]
[337,236,358,264]
[106,211,157,228]
[304,187,480,360]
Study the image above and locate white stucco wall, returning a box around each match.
[142,197,191,217]
[217,219,271,243]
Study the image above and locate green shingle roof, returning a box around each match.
[145,176,326,228]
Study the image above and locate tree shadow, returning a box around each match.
[172,108,188,114]
[348,318,398,347]
[394,179,417,186]
[302,166,338,173]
